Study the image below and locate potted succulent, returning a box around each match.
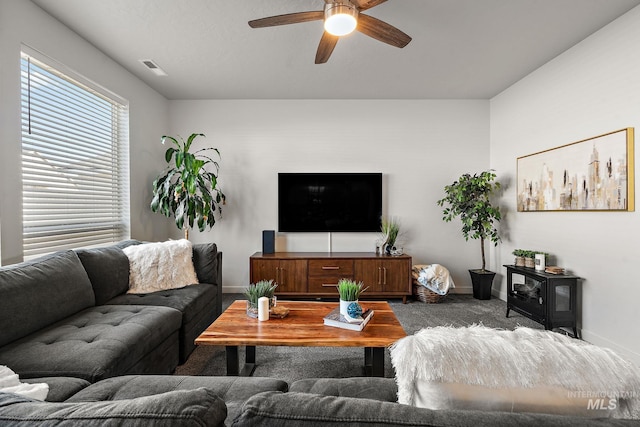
[437,170,501,300]
[337,278,367,317]
[244,280,278,318]
[150,133,226,239]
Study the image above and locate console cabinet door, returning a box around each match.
[276,260,307,293]
[354,258,411,294]
[251,259,279,283]
[250,259,307,293]
[354,259,383,292]
[379,258,411,293]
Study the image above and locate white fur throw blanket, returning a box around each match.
[390,326,640,417]
[124,239,199,294]
[0,366,48,401]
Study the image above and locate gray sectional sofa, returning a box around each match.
[0,240,222,383]
[2,375,637,426]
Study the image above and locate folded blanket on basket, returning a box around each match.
[414,264,455,295]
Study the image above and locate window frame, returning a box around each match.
[20,46,130,259]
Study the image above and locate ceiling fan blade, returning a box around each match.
[315,32,339,64]
[248,11,324,28]
[357,14,411,48]
[350,0,388,11]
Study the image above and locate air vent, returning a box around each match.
[138,59,167,76]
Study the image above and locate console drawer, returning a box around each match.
[308,259,354,276]
[308,276,343,293]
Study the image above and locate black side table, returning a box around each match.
[504,265,580,338]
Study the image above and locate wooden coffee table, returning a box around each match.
[195,300,406,377]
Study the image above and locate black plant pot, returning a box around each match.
[469,269,496,300]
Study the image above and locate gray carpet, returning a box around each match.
[175,293,543,384]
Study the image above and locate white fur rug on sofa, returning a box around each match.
[390,325,640,419]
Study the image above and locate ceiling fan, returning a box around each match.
[248,0,411,64]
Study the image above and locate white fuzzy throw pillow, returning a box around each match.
[124,239,199,294]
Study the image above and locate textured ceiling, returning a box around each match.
[32,0,640,100]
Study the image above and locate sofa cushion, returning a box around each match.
[23,377,90,402]
[0,250,95,347]
[193,242,219,284]
[232,391,635,427]
[0,388,227,427]
[75,246,131,305]
[106,283,216,325]
[123,239,199,294]
[68,375,288,425]
[0,305,181,382]
[112,239,143,250]
[114,240,218,285]
[289,378,397,402]
[106,283,218,362]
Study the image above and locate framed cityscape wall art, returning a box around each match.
[517,128,634,212]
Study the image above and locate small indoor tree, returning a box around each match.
[436,170,501,299]
[150,133,225,239]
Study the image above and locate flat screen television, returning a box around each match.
[278,173,382,232]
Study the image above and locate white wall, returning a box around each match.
[169,99,489,293]
[0,0,170,265]
[490,5,640,364]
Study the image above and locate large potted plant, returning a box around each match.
[150,133,225,239]
[436,170,501,300]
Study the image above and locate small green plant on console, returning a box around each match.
[381,216,401,252]
[337,279,368,301]
[512,249,527,257]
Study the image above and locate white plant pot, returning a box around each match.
[340,299,358,317]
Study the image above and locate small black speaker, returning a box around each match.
[262,230,275,254]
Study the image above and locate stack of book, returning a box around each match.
[323,308,374,331]
[545,266,565,274]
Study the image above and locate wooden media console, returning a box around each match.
[250,252,413,303]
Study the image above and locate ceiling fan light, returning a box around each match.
[324,3,358,36]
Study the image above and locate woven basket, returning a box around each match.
[411,264,449,303]
[412,282,446,304]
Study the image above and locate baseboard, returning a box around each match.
[449,286,472,295]
[493,289,640,366]
[581,329,640,366]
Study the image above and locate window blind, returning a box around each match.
[20,51,130,259]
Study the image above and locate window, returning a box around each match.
[20,49,130,259]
